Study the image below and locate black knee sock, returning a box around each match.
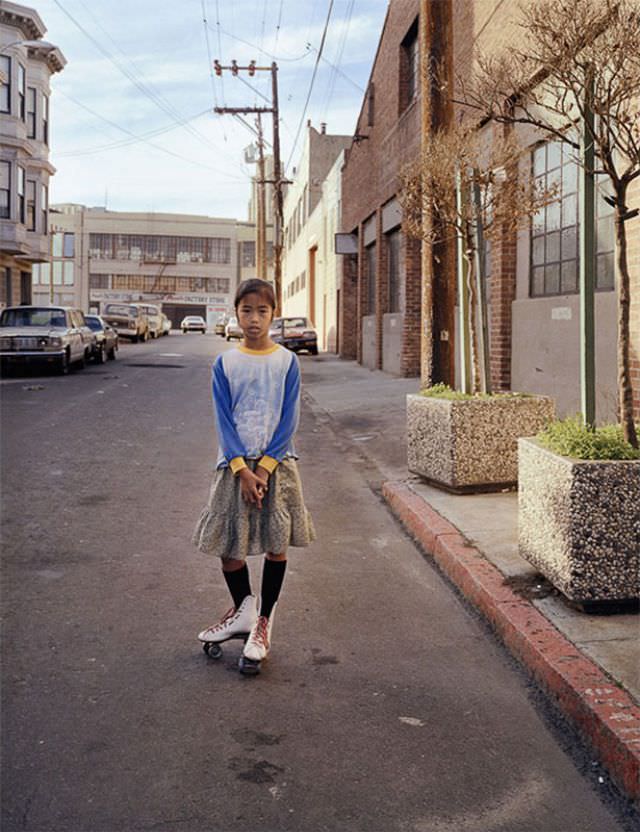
[223,564,252,609]
[260,559,287,618]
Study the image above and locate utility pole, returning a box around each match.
[255,114,267,280]
[213,60,286,312]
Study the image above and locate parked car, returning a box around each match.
[181,315,206,334]
[215,314,229,337]
[225,316,243,341]
[0,305,95,374]
[160,312,172,336]
[102,303,149,342]
[135,303,162,338]
[270,316,318,354]
[85,314,118,362]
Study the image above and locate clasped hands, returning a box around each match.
[238,465,269,509]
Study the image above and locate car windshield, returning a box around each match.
[228,317,238,325]
[105,304,137,317]
[84,317,103,331]
[283,318,307,328]
[0,308,67,328]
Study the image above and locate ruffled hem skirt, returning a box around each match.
[192,458,315,560]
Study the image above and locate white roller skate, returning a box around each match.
[198,594,257,659]
[239,603,277,675]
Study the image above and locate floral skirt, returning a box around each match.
[192,458,315,560]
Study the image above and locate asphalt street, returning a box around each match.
[1,334,635,832]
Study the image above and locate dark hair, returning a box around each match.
[234,278,277,310]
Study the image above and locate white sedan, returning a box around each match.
[181,315,206,334]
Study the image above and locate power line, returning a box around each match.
[200,0,219,108]
[285,0,335,172]
[320,0,356,120]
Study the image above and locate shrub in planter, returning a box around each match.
[407,385,555,492]
[519,418,640,603]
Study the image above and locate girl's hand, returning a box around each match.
[238,468,267,509]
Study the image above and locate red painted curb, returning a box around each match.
[383,479,640,802]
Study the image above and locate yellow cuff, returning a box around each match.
[229,457,247,475]
[258,455,279,474]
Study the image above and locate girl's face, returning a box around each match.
[236,291,274,345]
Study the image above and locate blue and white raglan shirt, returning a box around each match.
[212,344,300,475]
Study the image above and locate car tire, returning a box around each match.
[96,344,106,364]
[57,350,70,375]
[310,346,318,355]
[108,345,117,360]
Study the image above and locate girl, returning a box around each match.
[192,278,315,673]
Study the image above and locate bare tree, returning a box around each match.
[457,0,640,447]
[400,123,556,394]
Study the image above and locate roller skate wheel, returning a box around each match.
[239,655,261,676]
[204,642,223,659]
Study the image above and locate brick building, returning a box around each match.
[340,0,639,420]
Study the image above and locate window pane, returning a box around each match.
[532,235,545,266]
[561,260,577,294]
[562,194,577,227]
[52,233,63,257]
[545,263,560,294]
[63,262,74,285]
[546,200,560,231]
[532,206,545,235]
[597,253,614,290]
[547,142,561,169]
[63,233,75,258]
[532,266,545,296]
[596,216,614,254]
[561,226,577,260]
[546,230,560,262]
[532,145,546,177]
[562,161,578,194]
[53,261,63,285]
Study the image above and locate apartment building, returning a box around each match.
[0,1,66,308]
[282,123,351,351]
[340,0,638,420]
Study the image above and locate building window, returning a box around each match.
[387,229,403,313]
[17,166,25,224]
[63,233,75,258]
[366,243,376,315]
[42,93,49,145]
[400,19,419,112]
[242,240,256,267]
[89,274,109,289]
[0,161,10,219]
[18,64,25,121]
[26,180,36,230]
[530,141,615,296]
[27,86,36,138]
[1,56,11,113]
[63,262,74,285]
[20,271,31,304]
[41,183,48,232]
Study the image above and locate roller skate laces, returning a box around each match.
[243,615,272,661]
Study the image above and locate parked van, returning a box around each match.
[134,303,162,339]
[102,303,149,342]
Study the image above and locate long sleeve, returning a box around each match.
[212,357,247,472]
[259,355,300,473]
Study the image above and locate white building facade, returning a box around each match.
[282,124,350,352]
[0,1,65,308]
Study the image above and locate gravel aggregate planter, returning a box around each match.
[518,437,640,602]
[406,393,555,492]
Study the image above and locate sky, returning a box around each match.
[34,0,389,219]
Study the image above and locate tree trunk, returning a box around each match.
[614,192,638,448]
[464,226,481,395]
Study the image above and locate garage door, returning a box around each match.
[162,304,207,329]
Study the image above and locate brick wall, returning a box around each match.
[340,0,422,376]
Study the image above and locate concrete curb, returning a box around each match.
[382,480,640,803]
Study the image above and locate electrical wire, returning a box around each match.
[285,0,335,172]
[201,0,219,108]
[320,0,356,121]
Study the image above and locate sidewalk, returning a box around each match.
[302,353,640,802]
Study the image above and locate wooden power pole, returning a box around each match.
[255,114,267,280]
[213,60,285,312]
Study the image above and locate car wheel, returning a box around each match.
[96,344,106,364]
[108,345,116,360]
[57,350,70,375]
[310,346,318,355]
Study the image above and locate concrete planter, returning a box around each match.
[518,438,640,602]
[406,393,555,492]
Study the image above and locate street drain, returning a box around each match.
[123,363,185,369]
